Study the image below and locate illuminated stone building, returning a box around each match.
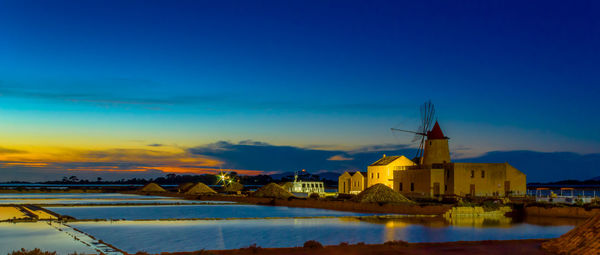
[338,121,527,197]
[338,171,368,194]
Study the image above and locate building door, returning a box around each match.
[433,182,440,197]
[504,181,511,197]
[470,184,475,197]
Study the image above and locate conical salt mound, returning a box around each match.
[542,213,600,254]
[224,182,244,192]
[354,184,412,203]
[280,182,293,192]
[139,182,166,192]
[178,182,195,193]
[252,183,294,199]
[184,182,217,195]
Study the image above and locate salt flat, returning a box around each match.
[0,222,98,254]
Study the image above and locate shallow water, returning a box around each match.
[48,204,377,220]
[0,222,98,254]
[0,193,166,199]
[70,218,574,253]
[0,198,232,205]
[0,193,235,205]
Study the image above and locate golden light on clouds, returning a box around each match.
[0,144,265,176]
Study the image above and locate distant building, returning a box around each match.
[338,121,527,198]
[338,171,368,194]
[338,172,352,194]
[350,171,368,194]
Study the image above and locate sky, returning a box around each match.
[0,0,598,182]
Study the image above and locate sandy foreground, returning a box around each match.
[159,239,552,255]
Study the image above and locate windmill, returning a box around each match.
[390,100,436,163]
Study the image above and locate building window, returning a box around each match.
[481,170,485,178]
[377,173,380,179]
[444,185,447,191]
[410,182,414,192]
[471,170,474,178]
[371,173,373,179]
[399,183,403,191]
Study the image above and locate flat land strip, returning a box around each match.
[160,239,552,255]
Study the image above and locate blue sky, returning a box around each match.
[0,0,598,181]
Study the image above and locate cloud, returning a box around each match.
[0,147,27,154]
[147,143,164,147]
[0,80,411,113]
[327,154,354,161]
[0,141,597,182]
[189,140,416,174]
[0,145,238,181]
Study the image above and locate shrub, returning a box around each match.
[9,249,57,255]
[384,240,409,246]
[239,243,261,254]
[481,200,501,212]
[303,240,323,249]
[336,193,356,200]
[308,193,320,199]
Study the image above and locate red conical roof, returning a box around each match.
[427,121,446,139]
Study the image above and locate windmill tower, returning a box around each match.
[421,121,450,167]
[391,101,450,167]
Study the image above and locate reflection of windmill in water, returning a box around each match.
[391,100,444,166]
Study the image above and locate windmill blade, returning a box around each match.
[390,128,425,135]
[420,100,435,134]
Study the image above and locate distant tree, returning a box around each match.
[166,173,176,181]
[68,176,78,182]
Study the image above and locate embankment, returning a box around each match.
[187,194,451,215]
[161,239,549,255]
[525,206,600,218]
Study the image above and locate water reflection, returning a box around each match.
[353,214,582,228]
[70,217,574,253]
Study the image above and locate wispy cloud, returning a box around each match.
[0,147,28,154]
[0,80,411,113]
[327,154,354,161]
